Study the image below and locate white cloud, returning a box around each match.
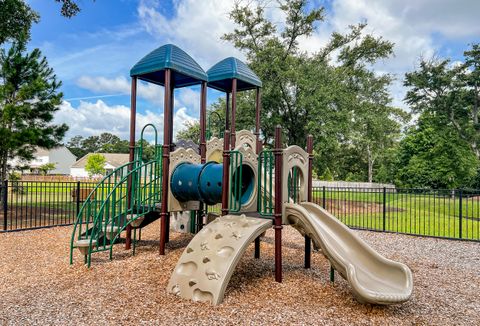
[137,0,243,67]
[77,76,202,112]
[77,76,164,104]
[55,100,197,142]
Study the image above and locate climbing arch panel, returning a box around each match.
[206,137,223,163]
[167,214,272,305]
[282,145,308,223]
[235,130,256,151]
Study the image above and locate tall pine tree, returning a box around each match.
[0,41,68,180]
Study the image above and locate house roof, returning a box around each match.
[130,44,207,88]
[34,147,50,156]
[33,146,73,157]
[71,153,130,168]
[207,57,262,92]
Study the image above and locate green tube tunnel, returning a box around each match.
[170,162,255,207]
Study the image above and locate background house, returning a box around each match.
[70,153,130,178]
[9,146,77,175]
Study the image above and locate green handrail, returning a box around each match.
[257,150,274,216]
[206,111,224,140]
[70,152,162,267]
[136,124,158,162]
[69,158,139,262]
[229,150,243,212]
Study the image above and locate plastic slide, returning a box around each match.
[285,202,413,304]
[167,214,272,305]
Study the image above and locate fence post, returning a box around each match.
[3,180,7,231]
[458,189,462,239]
[383,187,386,231]
[76,181,81,218]
[322,186,326,208]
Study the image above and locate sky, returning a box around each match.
[26,0,480,143]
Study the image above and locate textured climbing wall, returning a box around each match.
[167,214,272,305]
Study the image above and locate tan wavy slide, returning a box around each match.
[285,202,413,304]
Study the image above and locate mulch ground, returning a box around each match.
[0,220,479,325]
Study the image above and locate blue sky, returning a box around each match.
[24,0,480,142]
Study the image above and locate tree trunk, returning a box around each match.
[0,153,7,182]
[367,145,373,183]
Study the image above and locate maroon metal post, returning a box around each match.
[125,76,137,250]
[169,83,175,151]
[305,134,314,268]
[225,92,230,131]
[221,130,231,216]
[165,80,175,243]
[198,81,208,231]
[200,82,207,163]
[255,87,262,154]
[253,86,262,258]
[274,125,283,282]
[230,78,237,149]
[159,69,172,255]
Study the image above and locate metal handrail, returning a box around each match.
[257,150,275,216]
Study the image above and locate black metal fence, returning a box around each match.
[1,181,479,242]
[311,187,480,241]
[1,180,98,231]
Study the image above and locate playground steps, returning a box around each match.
[104,224,122,240]
[167,214,272,305]
[75,238,97,255]
[126,214,144,227]
[70,141,163,266]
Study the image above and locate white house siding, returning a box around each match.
[48,147,77,174]
[8,146,76,175]
[70,167,89,178]
[70,162,119,178]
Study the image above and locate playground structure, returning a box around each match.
[70,44,413,305]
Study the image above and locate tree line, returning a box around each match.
[178,1,480,189]
[66,133,156,162]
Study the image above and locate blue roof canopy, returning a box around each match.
[207,57,262,92]
[130,44,207,88]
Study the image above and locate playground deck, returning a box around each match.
[1,222,478,325]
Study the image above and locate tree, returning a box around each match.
[66,135,85,158]
[396,113,477,189]
[177,120,200,142]
[38,162,56,175]
[0,41,68,181]
[55,0,97,18]
[0,0,39,45]
[222,0,325,146]
[85,153,106,176]
[221,0,402,181]
[404,43,480,159]
[67,132,130,158]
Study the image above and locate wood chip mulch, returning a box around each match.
[0,221,479,325]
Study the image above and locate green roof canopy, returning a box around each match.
[207,57,262,92]
[130,44,207,88]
